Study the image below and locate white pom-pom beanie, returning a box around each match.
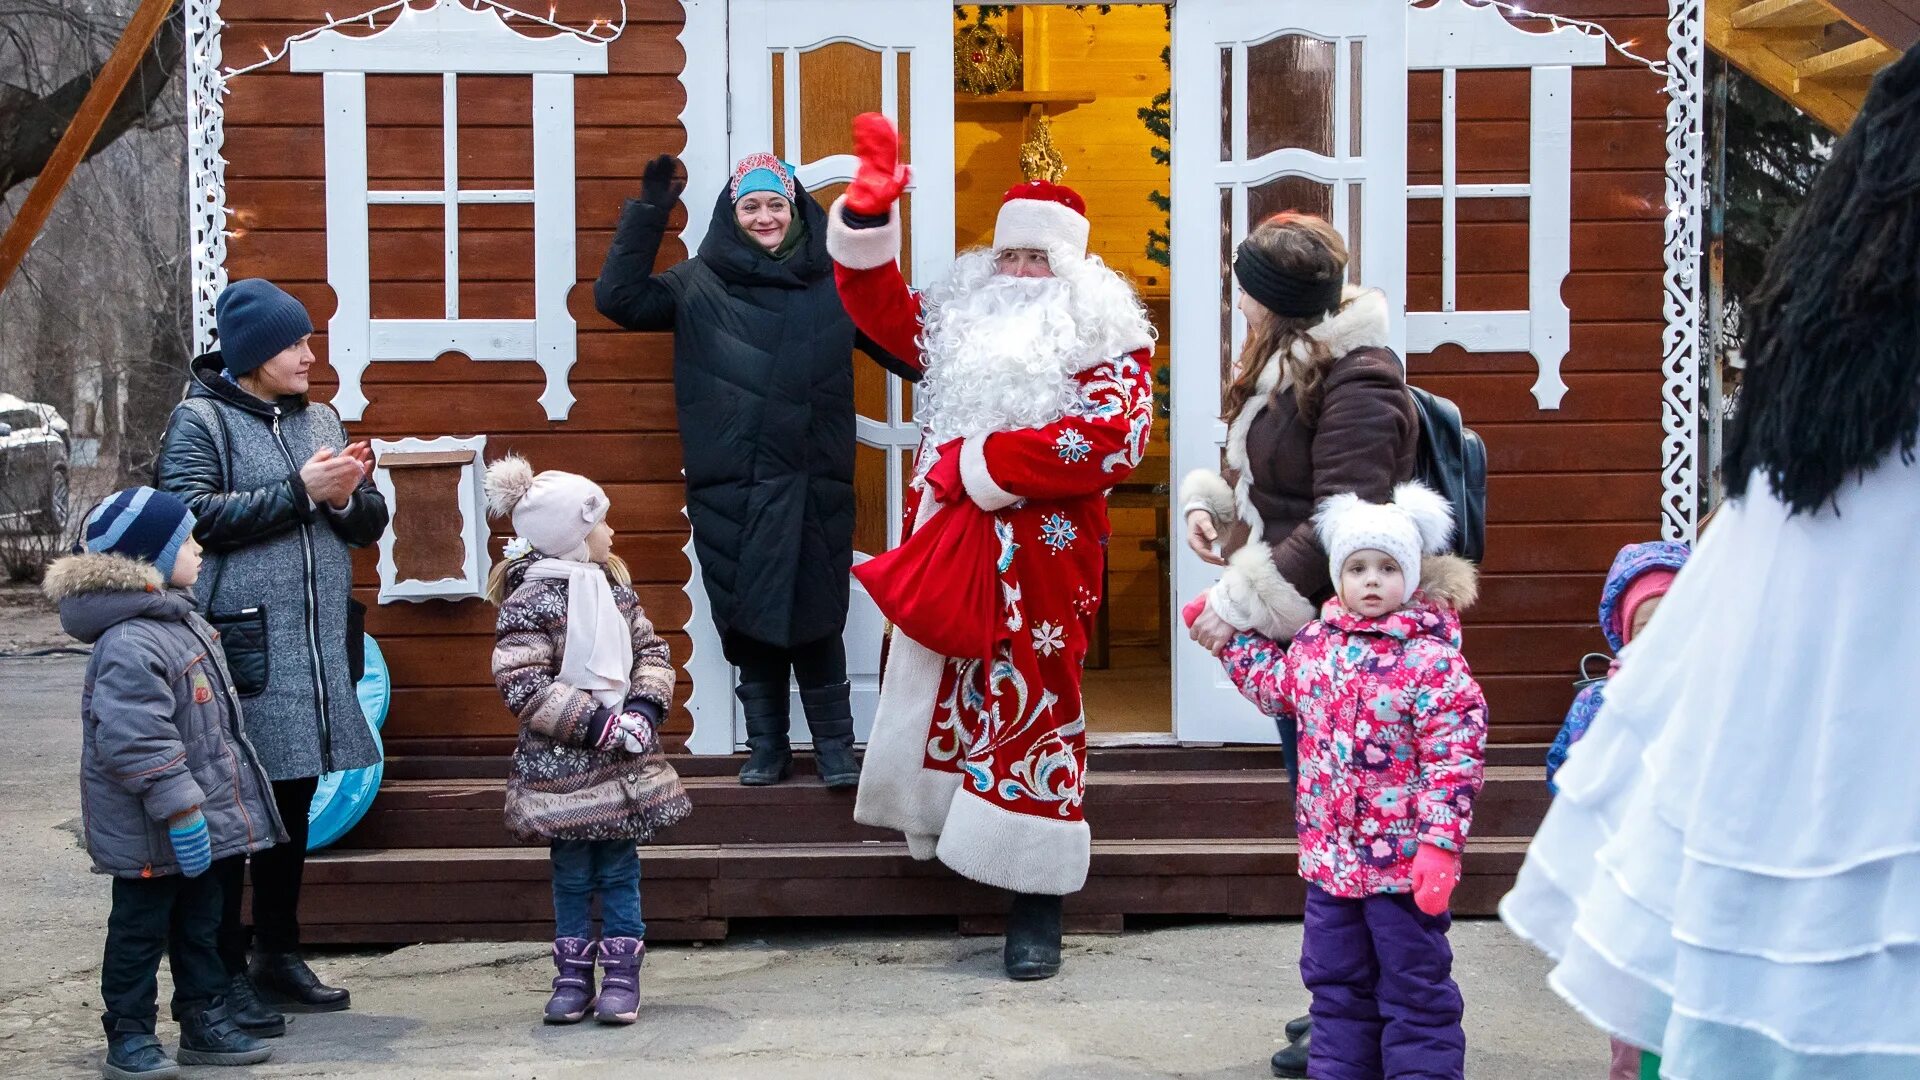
[1315,482,1455,589]
[484,454,609,562]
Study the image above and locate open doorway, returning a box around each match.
[951,4,1174,736]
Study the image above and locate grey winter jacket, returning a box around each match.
[47,552,286,878]
[156,353,388,780]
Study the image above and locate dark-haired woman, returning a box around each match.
[1501,48,1920,1080]
[594,153,914,788]
[1178,212,1417,1078]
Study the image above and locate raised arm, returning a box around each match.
[825,112,926,370]
[593,154,687,333]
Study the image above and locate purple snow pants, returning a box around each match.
[1300,884,1465,1080]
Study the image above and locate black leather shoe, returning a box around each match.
[1284,1013,1312,1042]
[1003,892,1063,981]
[102,1017,179,1079]
[224,973,285,1037]
[175,1001,271,1067]
[251,953,350,1013]
[1271,1029,1310,1078]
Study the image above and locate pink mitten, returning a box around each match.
[1181,593,1210,629]
[1410,844,1462,916]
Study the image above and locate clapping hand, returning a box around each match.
[300,447,367,510]
[639,154,686,211]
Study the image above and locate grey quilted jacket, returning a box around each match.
[48,552,286,878]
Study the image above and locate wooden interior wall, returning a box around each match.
[1409,0,1672,742]
[218,0,694,754]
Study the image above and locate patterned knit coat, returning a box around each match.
[491,558,690,843]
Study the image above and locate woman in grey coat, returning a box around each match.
[156,279,388,1029]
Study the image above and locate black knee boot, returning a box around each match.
[800,682,861,789]
[1003,892,1064,981]
[736,682,793,786]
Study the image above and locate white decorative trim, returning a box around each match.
[852,629,965,840]
[285,0,607,73]
[186,0,228,355]
[960,436,1022,512]
[369,435,491,603]
[935,788,1092,896]
[993,197,1090,258]
[1661,0,1706,543]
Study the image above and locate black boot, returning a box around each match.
[800,682,861,789]
[223,973,285,1037]
[1284,1013,1311,1042]
[736,683,793,786]
[174,1001,271,1067]
[250,952,350,1013]
[101,1017,178,1080]
[1270,1028,1310,1078]
[1003,892,1064,981]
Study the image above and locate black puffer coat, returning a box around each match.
[594,186,913,650]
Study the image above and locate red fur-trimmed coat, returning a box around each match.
[491,558,690,843]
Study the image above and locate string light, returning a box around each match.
[1450,0,1674,82]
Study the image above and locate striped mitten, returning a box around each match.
[168,808,212,878]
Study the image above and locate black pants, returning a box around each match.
[101,871,226,1033]
[216,775,317,974]
[725,632,848,691]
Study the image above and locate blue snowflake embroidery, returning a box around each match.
[1054,429,1092,465]
[1040,513,1078,552]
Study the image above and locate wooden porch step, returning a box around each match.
[335,766,1552,850]
[295,837,1536,945]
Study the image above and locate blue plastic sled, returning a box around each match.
[306,634,390,852]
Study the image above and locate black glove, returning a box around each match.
[639,154,685,210]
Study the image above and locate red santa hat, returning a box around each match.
[994,179,1090,258]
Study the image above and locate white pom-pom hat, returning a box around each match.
[1315,482,1455,595]
[484,454,609,562]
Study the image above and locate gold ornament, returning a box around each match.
[1019,114,1067,182]
[955,22,1021,95]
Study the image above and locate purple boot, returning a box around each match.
[594,938,643,1024]
[543,938,596,1024]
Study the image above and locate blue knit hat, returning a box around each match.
[77,487,197,581]
[215,279,313,377]
[729,153,797,202]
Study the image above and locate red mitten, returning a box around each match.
[922,440,963,503]
[1181,593,1211,629]
[845,112,911,215]
[1410,844,1462,916]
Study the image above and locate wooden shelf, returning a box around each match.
[955,89,1096,109]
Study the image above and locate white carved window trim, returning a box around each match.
[1403,0,1606,410]
[286,0,608,422]
[370,435,492,603]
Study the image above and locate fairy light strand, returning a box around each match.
[1435,0,1674,83]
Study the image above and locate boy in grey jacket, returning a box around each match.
[48,487,284,1080]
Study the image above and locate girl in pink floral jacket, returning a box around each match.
[1205,483,1486,1079]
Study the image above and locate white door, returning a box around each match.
[727,0,955,748]
[1169,0,1409,743]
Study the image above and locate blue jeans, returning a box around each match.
[549,839,644,940]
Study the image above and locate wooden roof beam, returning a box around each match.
[1797,36,1898,82]
[1733,0,1843,30]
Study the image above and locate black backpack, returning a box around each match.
[1407,386,1487,564]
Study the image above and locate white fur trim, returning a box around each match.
[43,552,164,600]
[959,435,1022,512]
[1178,469,1236,526]
[825,194,901,271]
[935,787,1092,895]
[994,198,1090,258]
[1209,542,1318,641]
[854,629,965,840]
[1310,285,1393,358]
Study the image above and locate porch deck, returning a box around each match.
[293,747,1553,943]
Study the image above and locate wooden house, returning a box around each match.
[185,0,1708,942]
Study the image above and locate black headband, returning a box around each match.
[1233,239,1345,319]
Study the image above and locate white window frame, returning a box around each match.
[369,434,491,603]
[287,0,608,422]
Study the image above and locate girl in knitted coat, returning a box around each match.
[1194,483,1487,1079]
[484,455,691,1026]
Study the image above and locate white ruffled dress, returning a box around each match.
[1500,449,1920,1080]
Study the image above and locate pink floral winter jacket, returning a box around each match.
[1221,596,1488,899]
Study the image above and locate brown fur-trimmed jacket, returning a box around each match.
[491,558,690,843]
[1181,287,1419,640]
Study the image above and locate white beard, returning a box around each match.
[916,249,1154,443]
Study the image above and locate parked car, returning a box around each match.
[0,394,71,534]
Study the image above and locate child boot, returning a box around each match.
[101,1017,179,1080]
[594,938,644,1024]
[544,938,597,1024]
[1003,892,1063,981]
[174,1001,271,1067]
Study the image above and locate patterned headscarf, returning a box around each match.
[729,153,797,202]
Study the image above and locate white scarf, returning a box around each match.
[524,558,631,710]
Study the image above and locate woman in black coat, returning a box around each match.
[594,153,913,788]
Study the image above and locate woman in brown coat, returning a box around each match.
[1178,212,1417,1078]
